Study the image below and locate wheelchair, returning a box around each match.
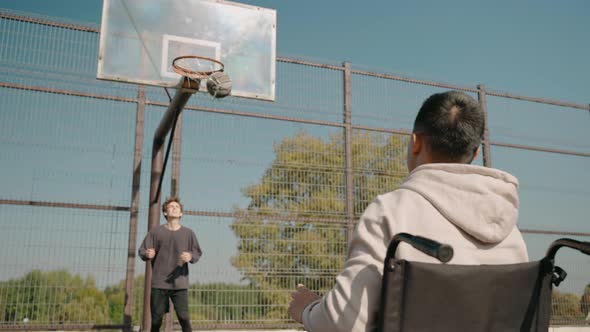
[375,233,590,332]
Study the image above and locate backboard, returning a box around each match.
[97,0,276,101]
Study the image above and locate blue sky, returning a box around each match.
[1,0,589,293]
[2,0,589,104]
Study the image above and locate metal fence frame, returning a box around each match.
[0,11,589,331]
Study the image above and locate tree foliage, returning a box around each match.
[0,270,109,324]
[551,290,584,323]
[189,282,266,322]
[102,275,145,326]
[581,283,590,318]
[230,130,408,314]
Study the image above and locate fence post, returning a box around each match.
[124,85,146,332]
[477,84,492,167]
[143,84,195,331]
[343,62,354,245]
[171,111,183,197]
[163,94,183,332]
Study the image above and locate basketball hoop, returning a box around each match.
[172,55,225,81]
[172,55,232,98]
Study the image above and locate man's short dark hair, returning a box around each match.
[413,90,484,162]
[162,196,183,215]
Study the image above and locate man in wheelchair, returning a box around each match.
[288,90,530,331]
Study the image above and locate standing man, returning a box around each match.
[139,196,202,332]
[288,90,529,331]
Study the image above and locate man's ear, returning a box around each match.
[472,145,481,162]
[411,133,423,155]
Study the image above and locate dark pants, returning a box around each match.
[150,288,192,332]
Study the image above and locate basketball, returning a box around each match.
[207,71,232,98]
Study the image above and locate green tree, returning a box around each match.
[552,290,583,323]
[103,275,144,326]
[59,279,109,323]
[189,282,265,322]
[1,270,109,324]
[580,283,590,318]
[230,130,408,319]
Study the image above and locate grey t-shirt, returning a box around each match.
[139,225,202,289]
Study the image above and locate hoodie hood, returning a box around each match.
[399,163,519,243]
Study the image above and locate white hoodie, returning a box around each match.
[302,163,529,332]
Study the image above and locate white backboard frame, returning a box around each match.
[97,0,276,101]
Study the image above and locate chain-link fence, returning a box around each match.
[0,9,589,331]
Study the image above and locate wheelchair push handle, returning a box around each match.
[545,238,590,260]
[387,233,454,263]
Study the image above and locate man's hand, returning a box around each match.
[288,283,321,324]
[180,252,192,263]
[145,248,156,259]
